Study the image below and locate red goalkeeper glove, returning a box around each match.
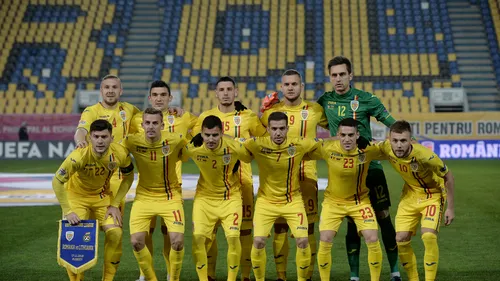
[260,92,279,113]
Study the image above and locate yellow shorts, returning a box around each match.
[253,197,309,238]
[109,172,126,215]
[129,199,185,235]
[319,199,378,233]
[66,191,115,227]
[276,178,318,225]
[396,192,445,234]
[241,179,254,231]
[192,197,242,238]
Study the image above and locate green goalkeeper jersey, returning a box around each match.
[317,87,396,170]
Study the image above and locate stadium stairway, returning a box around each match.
[448,0,500,111]
[119,0,161,109]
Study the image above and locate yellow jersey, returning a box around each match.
[193,107,267,187]
[309,140,384,204]
[77,102,140,143]
[182,137,253,200]
[122,131,188,201]
[260,100,328,182]
[54,143,133,197]
[379,141,448,196]
[243,136,321,203]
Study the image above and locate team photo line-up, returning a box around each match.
[53,56,455,281]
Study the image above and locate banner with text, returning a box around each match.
[419,140,500,159]
[0,141,75,159]
[0,114,80,141]
[57,220,99,274]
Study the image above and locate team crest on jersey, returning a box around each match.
[222,154,231,165]
[83,232,91,242]
[167,115,175,125]
[108,162,117,170]
[410,162,419,172]
[358,153,366,163]
[287,145,296,157]
[65,231,74,242]
[233,116,241,126]
[300,110,309,120]
[162,145,170,155]
[119,110,127,121]
[350,100,359,112]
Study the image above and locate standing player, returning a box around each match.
[182,115,253,281]
[379,121,455,281]
[129,80,198,281]
[309,118,384,281]
[123,108,188,281]
[260,69,328,281]
[74,75,139,278]
[317,56,401,281]
[243,112,321,281]
[192,76,267,281]
[53,120,135,281]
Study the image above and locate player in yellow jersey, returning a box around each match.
[243,112,321,281]
[192,76,267,281]
[182,115,253,281]
[378,121,455,281]
[307,118,384,281]
[52,120,135,281]
[121,108,188,281]
[260,69,329,281]
[129,81,198,281]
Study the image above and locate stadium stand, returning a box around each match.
[1,0,499,114]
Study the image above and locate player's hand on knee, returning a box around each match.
[190,133,204,147]
[76,140,88,149]
[444,207,455,226]
[66,212,81,225]
[106,206,122,226]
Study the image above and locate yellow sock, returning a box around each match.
[366,241,383,281]
[169,247,184,281]
[139,230,154,278]
[193,235,209,281]
[251,245,266,281]
[206,233,218,279]
[397,240,419,281]
[273,232,288,280]
[240,234,253,280]
[102,227,122,281]
[163,233,171,276]
[317,241,332,281]
[227,236,242,281]
[422,232,439,281]
[133,247,157,281]
[308,233,317,279]
[296,244,311,281]
[66,268,84,281]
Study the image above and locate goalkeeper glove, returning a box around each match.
[260,92,279,113]
[357,136,370,149]
[234,101,248,111]
[190,133,204,147]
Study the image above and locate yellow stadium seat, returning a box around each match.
[183,98,192,113]
[389,98,399,113]
[410,97,420,113]
[420,97,430,113]
[400,97,410,113]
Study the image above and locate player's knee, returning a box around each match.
[170,236,184,251]
[253,237,266,249]
[319,231,335,243]
[307,223,314,235]
[395,232,412,243]
[376,209,390,220]
[131,234,145,252]
[274,223,289,234]
[161,225,168,235]
[296,237,309,249]
[362,230,379,243]
[240,229,252,236]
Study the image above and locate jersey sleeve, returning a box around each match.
[191,112,205,136]
[304,140,325,160]
[128,113,142,134]
[180,145,192,162]
[54,150,82,183]
[367,94,396,127]
[422,149,448,177]
[77,106,97,132]
[260,110,270,127]
[364,142,387,161]
[303,137,322,154]
[117,146,134,175]
[242,137,258,155]
[248,112,268,136]
[232,139,253,163]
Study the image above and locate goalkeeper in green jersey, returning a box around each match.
[317,56,401,281]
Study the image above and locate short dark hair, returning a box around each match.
[390,120,412,134]
[282,69,302,81]
[143,107,163,120]
[338,118,358,131]
[90,119,112,134]
[327,56,352,74]
[149,80,171,96]
[202,115,223,130]
[268,112,288,124]
[215,76,236,89]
